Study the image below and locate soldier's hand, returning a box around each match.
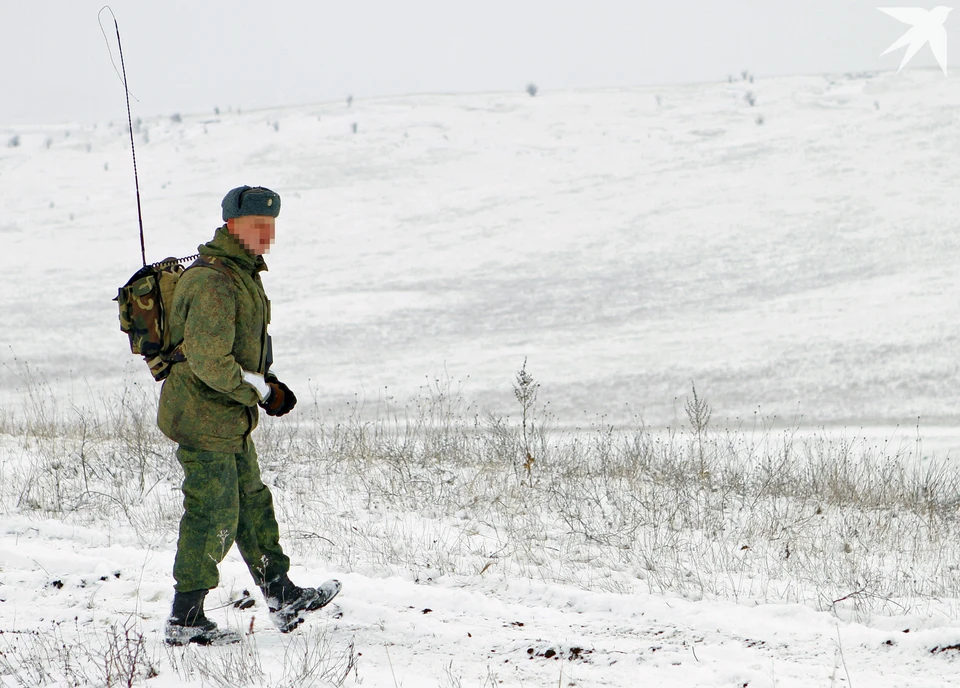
[260,380,297,417]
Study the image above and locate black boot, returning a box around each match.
[261,575,341,633]
[165,589,241,646]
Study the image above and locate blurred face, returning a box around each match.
[227,215,276,256]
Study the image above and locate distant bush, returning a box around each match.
[8,135,20,148]
[170,113,182,124]
[347,95,353,108]
[744,92,757,107]
[527,83,538,97]
[352,122,358,134]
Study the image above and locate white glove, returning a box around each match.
[241,370,272,402]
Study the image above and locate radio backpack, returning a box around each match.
[114,255,229,381]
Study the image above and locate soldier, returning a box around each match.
[157,185,340,646]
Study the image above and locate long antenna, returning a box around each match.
[100,6,146,266]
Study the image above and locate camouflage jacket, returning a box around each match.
[157,226,271,452]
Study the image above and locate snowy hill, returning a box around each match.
[5,69,960,433]
[4,72,960,686]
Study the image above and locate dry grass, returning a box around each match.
[2,364,960,685]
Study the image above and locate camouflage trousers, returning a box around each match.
[172,440,290,593]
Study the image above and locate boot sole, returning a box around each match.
[271,579,342,633]
[165,627,242,646]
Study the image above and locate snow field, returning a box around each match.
[5,68,960,685]
[3,376,960,685]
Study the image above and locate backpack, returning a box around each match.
[114,254,230,381]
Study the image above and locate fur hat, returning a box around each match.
[221,186,281,221]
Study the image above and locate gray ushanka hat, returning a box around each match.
[221,185,281,221]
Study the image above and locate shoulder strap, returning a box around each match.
[190,255,234,279]
[162,257,235,368]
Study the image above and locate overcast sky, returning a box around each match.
[1,1,954,125]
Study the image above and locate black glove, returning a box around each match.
[259,380,297,417]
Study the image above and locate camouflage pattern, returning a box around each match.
[157,225,271,453]
[172,442,290,592]
[115,259,186,380]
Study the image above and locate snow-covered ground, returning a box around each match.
[4,70,960,686]
[7,511,960,688]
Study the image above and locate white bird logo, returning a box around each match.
[879,6,952,75]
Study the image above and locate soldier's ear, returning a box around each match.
[226,218,235,231]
